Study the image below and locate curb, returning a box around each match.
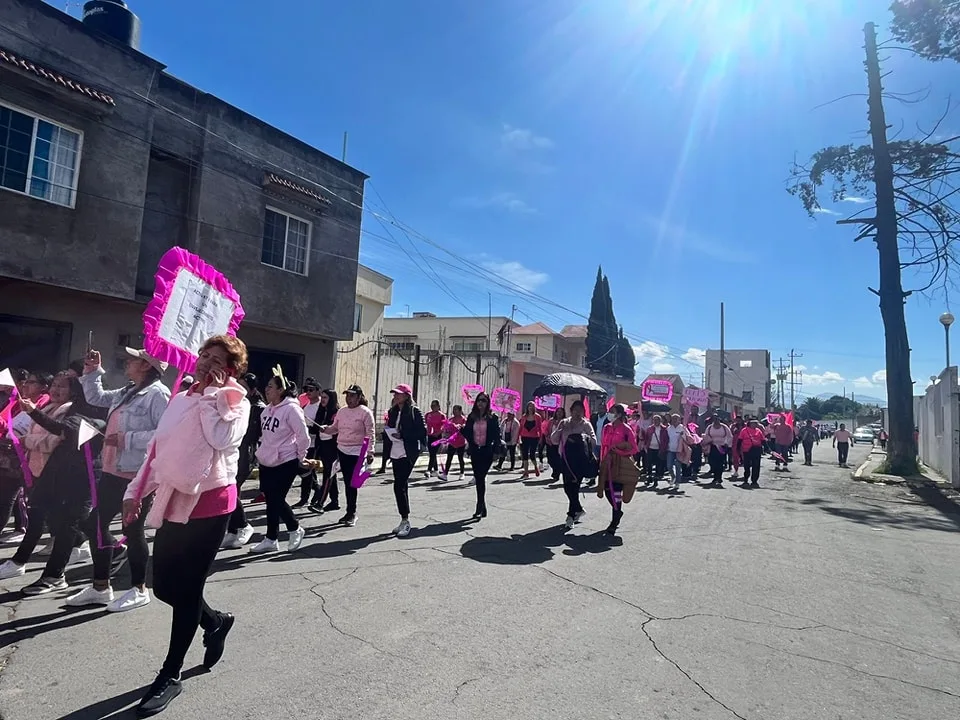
[853,459,871,479]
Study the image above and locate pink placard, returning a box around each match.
[490,387,521,415]
[143,247,245,374]
[461,384,486,405]
[641,378,674,403]
[351,437,373,488]
[534,394,562,411]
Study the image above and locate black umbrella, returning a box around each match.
[532,372,608,399]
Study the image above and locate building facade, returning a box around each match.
[0,0,364,388]
[333,265,393,399]
[382,315,639,408]
[704,349,771,416]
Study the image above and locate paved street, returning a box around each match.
[2,441,960,720]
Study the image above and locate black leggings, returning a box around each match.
[546,445,562,480]
[520,437,539,465]
[392,456,413,518]
[708,446,725,483]
[337,452,361,516]
[298,446,321,504]
[259,459,300,541]
[444,446,465,474]
[561,468,583,516]
[497,445,516,469]
[316,439,338,505]
[837,442,849,465]
[87,472,152,586]
[228,447,252,534]
[0,470,25,534]
[13,477,90,578]
[154,513,229,676]
[427,437,441,473]
[603,481,624,526]
[470,447,494,511]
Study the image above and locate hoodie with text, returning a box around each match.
[256,396,311,467]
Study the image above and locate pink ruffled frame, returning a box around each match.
[641,378,674,403]
[142,247,245,374]
[491,387,521,415]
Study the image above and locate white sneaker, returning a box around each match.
[573,511,586,524]
[68,542,92,566]
[67,585,115,607]
[287,526,305,552]
[564,515,575,529]
[237,524,255,545]
[394,519,411,537]
[249,538,279,554]
[0,559,25,579]
[107,587,151,613]
[220,533,242,550]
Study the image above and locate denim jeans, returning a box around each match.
[666,451,681,485]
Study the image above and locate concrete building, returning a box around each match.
[704,349,771,416]
[333,265,393,393]
[382,316,640,405]
[0,0,364,389]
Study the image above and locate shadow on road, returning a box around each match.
[54,666,207,720]
[459,524,621,565]
[780,484,960,532]
[1,607,107,651]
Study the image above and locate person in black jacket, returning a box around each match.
[222,374,264,549]
[460,392,501,520]
[308,388,340,513]
[2,373,105,595]
[384,384,426,537]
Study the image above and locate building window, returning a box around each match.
[559,349,569,363]
[261,207,311,275]
[454,341,484,352]
[0,103,81,208]
[353,303,362,333]
[740,360,753,368]
[515,342,532,352]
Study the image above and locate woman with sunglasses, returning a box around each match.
[460,393,501,519]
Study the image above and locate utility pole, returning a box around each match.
[789,349,803,410]
[776,357,787,409]
[505,305,517,385]
[487,292,493,351]
[719,302,725,413]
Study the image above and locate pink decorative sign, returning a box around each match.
[143,246,245,374]
[641,378,674,403]
[490,387,521,415]
[682,387,709,408]
[766,413,783,425]
[461,384,485,405]
[534,394,562,411]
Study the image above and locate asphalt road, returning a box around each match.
[3,440,960,720]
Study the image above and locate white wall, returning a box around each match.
[916,366,960,488]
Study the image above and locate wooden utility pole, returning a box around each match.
[863,21,915,472]
[719,303,725,412]
[789,349,803,410]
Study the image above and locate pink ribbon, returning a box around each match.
[350,437,372,489]
[6,387,34,489]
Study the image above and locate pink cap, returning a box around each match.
[391,384,413,396]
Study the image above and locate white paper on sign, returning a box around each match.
[0,368,15,388]
[157,268,237,357]
[77,419,101,449]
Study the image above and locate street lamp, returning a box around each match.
[940,312,955,368]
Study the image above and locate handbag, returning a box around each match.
[602,452,641,503]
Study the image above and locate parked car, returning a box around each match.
[853,427,875,444]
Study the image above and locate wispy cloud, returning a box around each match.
[813,207,841,216]
[481,260,549,291]
[633,341,669,361]
[682,347,706,367]
[843,196,871,204]
[642,216,758,265]
[803,371,845,386]
[852,376,874,389]
[652,361,675,373]
[456,192,536,214]
[501,124,554,151]
[872,369,886,384]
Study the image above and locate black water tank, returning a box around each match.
[82,0,141,50]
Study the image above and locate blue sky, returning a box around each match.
[64,0,960,401]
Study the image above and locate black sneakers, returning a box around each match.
[136,671,182,717]
[202,612,235,670]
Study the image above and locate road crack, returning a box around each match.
[304,574,401,659]
[451,677,480,705]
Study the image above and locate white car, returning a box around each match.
[852,428,874,444]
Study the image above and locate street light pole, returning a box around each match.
[939,312,954,369]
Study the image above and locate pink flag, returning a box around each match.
[606,396,616,411]
[583,398,590,418]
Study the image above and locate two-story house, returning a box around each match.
[0,0,365,388]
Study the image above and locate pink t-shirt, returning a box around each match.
[191,483,237,519]
[446,416,467,448]
[601,421,638,459]
[472,418,488,447]
[425,411,446,437]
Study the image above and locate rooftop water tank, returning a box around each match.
[82,0,141,50]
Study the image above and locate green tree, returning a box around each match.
[797,397,825,421]
[616,327,636,381]
[586,267,617,376]
[788,21,959,474]
[890,0,960,62]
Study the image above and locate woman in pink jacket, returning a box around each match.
[122,335,251,717]
[598,404,638,535]
[249,375,310,554]
[519,402,542,479]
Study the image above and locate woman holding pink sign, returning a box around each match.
[423,400,446,478]
[318,384,375,527]
[439,405,467,481]
[460,393,501,519]
[121,334,251,717]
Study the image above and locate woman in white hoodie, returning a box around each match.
[250,375,310,554]
[121,335,251,717]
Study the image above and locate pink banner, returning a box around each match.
[350,437,372,489]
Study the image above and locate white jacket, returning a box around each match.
[256,397,310,467]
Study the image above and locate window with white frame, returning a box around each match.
[740,360,753,368]
[0,103,81,208]
[261,207,311,275]
[515,342,532,352]
[353,303,362,333]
